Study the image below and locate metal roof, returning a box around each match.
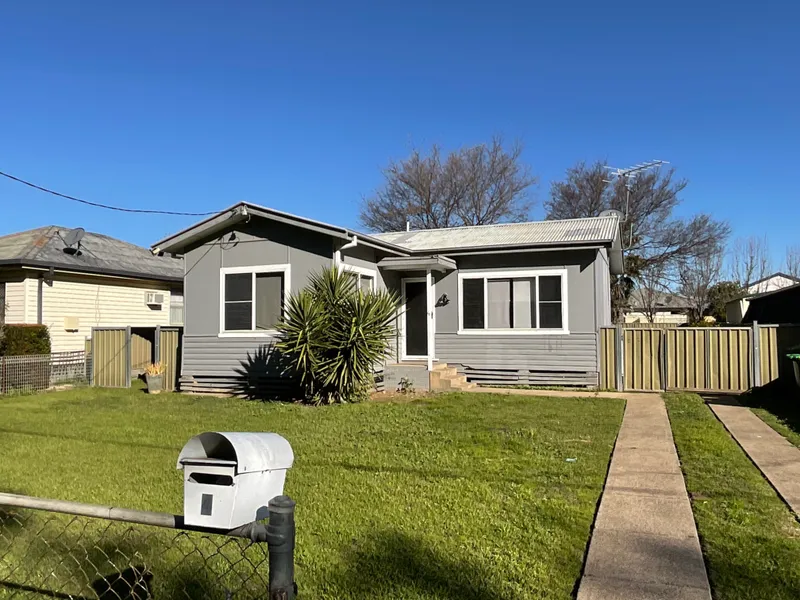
[0,226,184,282]
[152,202,408,256]
[371,215,620,252]
[628,289,690,310]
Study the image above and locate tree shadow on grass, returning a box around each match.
[738,378,800,438]
[0,426,179,452]
[328,529,515,600]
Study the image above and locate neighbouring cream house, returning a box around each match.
[0,226,183,353]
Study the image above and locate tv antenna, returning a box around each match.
[58,227,85,255]
[604,160,668,246]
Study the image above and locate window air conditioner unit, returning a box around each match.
[145,292,165,307]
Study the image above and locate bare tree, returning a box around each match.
[680,248,724,323]
[546,160,730,318]
[785,245,800,279]
[729,236,771,292]
[546,161,729,268]
[360,138,536,232]
[634,261,670,323]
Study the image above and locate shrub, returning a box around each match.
[276,267,400,404]
[0,324,52,356]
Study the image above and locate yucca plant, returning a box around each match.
[275,266,400,404]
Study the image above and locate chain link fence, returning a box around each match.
[0,505,272,599]
[0,351,90,395]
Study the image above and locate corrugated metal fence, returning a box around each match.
[91,326,182,390]
[600,323,800,392]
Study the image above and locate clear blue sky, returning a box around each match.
[1,1,797,264]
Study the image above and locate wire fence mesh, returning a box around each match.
[0,506,270,599]
[0,351,89,395]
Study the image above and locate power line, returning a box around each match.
[0,169,216,216]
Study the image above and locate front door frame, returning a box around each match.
[401,276,433,362]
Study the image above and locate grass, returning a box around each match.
[738,380,800,448]
[664,392,800,599]
[0,385,624,599]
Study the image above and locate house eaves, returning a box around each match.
[152,202,409,257]
[0,259,183,283]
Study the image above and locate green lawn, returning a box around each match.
[665,392,800,599]
[738,380,800,448]
[0,386,624,599]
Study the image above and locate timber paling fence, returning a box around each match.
[599,322,800,392]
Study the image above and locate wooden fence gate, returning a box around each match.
[599,323,800,392]
[91,326,183,390]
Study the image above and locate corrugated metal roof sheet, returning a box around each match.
[0,226,183,281]
[370,216,619,252]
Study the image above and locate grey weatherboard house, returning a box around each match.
[151,202,623,393]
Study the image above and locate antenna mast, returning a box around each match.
[605,159,669,246]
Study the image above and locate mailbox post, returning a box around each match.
[267,495,296,600]
[178,432,297,598]
[177,432,294,529]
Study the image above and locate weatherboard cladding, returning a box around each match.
[371,216,619,252]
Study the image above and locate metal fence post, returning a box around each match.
[125,326,132,388]
[267,495,296,600]
[154,325,161,364]
[90,332,96,386]
[662,329,669,391]
[615,324,624,391]
[752,320,761,388]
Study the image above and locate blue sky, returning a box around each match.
[1,1,797,265]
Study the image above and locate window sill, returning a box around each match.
[457,329,570,336]
[217,331,279,338]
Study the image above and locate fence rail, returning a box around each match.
[0,492,296,600]
[600,323,800,392]
[623,322,682,328]
[0,350,89,394]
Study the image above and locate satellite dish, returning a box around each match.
[61,228,85,255]
[599,209,624,220]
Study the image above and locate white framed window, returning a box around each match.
[339,263,376,293]
[218,264,291,336]
[458,269,569,334]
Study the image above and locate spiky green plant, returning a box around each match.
[275,267,400,404]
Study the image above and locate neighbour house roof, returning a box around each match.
[740,282,800,324]
[747,272,800,289]
[740,281,800,302]
[0,226,184,283]
[627,289,690,311]
[371,216,621,252]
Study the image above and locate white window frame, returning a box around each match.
[218,264,291,337]
[457,268,569,335]
[338,263,377,292]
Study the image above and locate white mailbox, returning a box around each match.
[177,432,293,529]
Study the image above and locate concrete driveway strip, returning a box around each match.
[577,394,712,600]
[709,401,800,514]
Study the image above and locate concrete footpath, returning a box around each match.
[577,394,712,600]
[709,400,800,514]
